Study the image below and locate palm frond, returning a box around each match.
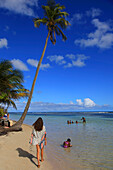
[49,31,56,44]
[55,11,69,18]
[55,5,65,10]
[8,100,17,110]
[55,26,67,41]
[42,5,51,17]
[33,18,48,28]
[42,5,50,11]
[0,93,17,110]
[55,18,70,29]
[54,27,60,36]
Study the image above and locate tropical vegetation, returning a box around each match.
[0,60,29,118]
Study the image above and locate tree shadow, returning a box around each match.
[16,147,37,167]
[0,127,7,136]
[0,126,22,136]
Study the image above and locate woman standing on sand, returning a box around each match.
[31,117,47,168]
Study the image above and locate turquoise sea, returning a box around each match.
[10,112,113,170]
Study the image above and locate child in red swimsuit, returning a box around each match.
[63,138,72,148]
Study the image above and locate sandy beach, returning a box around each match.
[0,123,53,170]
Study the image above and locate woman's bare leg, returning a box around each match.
[36,145,40,167]
[41,147,44,162]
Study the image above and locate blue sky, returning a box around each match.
[0,0,113,112]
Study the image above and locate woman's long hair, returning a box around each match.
[32,117,43,131]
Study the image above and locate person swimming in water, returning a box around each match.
[81,117,86,123]
[63,138,72,148]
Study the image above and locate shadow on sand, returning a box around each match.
[16,148,37,167]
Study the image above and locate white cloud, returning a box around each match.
[47,55,66,65]
[0,0,38,16]
[76,98,96,107]
[69,13,83,26]
[27,59,38,67]
[27,59,50,70]
[75,19,113,49]
[86,8,102,18]
[70,101,74,104]
[66,54,75,60]
[83,98,96,107]
[47,54,89,68]
[0,38,8,48]
[92,19,111,32]
[65,54,89,67]
[11,59,29,71]
[76,99,83,105]
[41,63,50,70]
[72,55,86,67]
[68,8,101,28]
[64,63,72,68]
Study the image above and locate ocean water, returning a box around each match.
[10,112,113,170]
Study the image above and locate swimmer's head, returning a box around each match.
[67,138,71,142]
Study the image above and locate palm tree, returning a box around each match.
[0,92,17,110]
[0,60,29,115]
[0,89,29,113]
[0,60,24,94]
[2,0,70,132]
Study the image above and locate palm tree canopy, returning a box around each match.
[0,93,17,110]
[33,0,70,44]
[0,60,24,94]
[0,60,29,110]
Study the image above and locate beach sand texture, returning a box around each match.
[0,124,53,170]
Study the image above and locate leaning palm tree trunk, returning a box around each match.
[7,31,50,131]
